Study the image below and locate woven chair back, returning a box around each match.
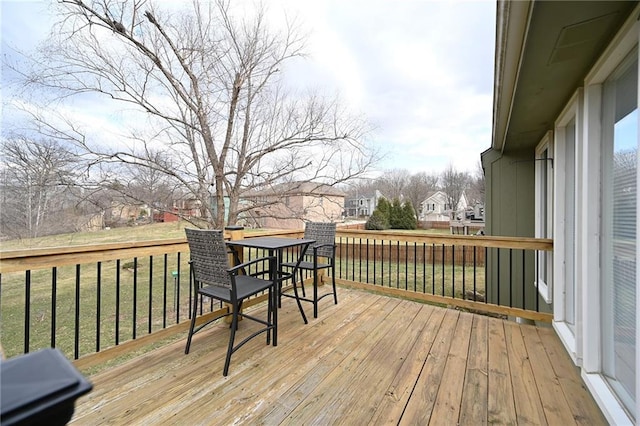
[304,222,336,258]
[185,228,232,289]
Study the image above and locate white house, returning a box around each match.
[344,189,384,217]
[419,191,468,222]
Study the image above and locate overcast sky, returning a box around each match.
[1,0,496,175]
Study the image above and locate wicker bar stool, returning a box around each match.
[281,222,338,322]
[184,228,277,376]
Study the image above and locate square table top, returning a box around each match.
[226,236,315,250]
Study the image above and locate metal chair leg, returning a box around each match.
[332,265,338,304]
[266,288,272,345]
[291,271,308,324]
[184,294,199,354]
[300,268,307,297]
[313,270,319,319]
[223,306,239,376]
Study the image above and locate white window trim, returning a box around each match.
[553,91,583,364]
[580,7,639,424]
[535,131,554,303]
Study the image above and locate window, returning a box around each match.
[600,51,637,416]
[555,103,579,336]
[564,118,576,329]
[535,132,554,303]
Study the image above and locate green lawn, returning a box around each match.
[1,251,195,360]
[1,222,477,366]
[0,221,190,251]
[336,258,485,299]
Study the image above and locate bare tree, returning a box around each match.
[9,0,376,228]
[440,164,470,218]
[466,160,485,205]
[376,169,410,200]
[403,172,439,218]
[0,136,79,238]
[343,178,378,197]
[108,152,179,216]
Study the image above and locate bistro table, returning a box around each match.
[226,237,315,345]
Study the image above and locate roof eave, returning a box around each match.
[491,0,533,153]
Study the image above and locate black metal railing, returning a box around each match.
[1,247,193,360]
[333,230,552,315]
[0,229,552,362]
[337,240,485,298]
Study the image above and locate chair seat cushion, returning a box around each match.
[200,275,273,302]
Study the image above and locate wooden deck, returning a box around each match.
[70,288,606,425]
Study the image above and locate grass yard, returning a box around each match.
[0,221,190,251]
[336,258,486,299]
[1,222,480,366]
[0,252,195,360]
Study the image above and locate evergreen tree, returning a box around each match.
[365,197,391,230]
[368,197,417,230]
[365,209,389,230]
[389,198,404,229]
[377,197,391,219]
[401,202,418,229]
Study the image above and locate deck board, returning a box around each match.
[369,303,444,424]
[458,314,488,425]
[285,298,404,424]
[430,312,473,424]
[398,308,459,425]
[504,320,548,425]
[536,327,607,425]
[487,317,517,425]
[521,324,577,425]
[71,287,606,425]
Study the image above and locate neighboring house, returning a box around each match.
[106,201,149,225]
[241,182,345,229]
[344,190,384,217]
[172,197,203,219]
[152,211,179,223]
[485,1,638,423]
[419,191,468,221]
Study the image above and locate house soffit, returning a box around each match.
[497,0,636,154]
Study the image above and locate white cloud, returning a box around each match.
[1,0,496,175]
[277,0,496,174]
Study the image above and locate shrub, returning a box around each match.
[400,202,418,229]
[388,198,403,229]
[376,197,391,218]
[365,210,389,230]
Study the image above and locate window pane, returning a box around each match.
[535,140,553,302]
[601,53,637,415]
[565,119,576,328]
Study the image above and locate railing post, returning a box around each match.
[225,225,245,265]
[225,226,245,324]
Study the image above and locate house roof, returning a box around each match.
[492,0,637,154]
[423,191,447,203]
[242,182,346,198]
[345,190,384,201]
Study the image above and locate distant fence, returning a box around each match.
[336,240,485,266]
[418,221,450,229]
